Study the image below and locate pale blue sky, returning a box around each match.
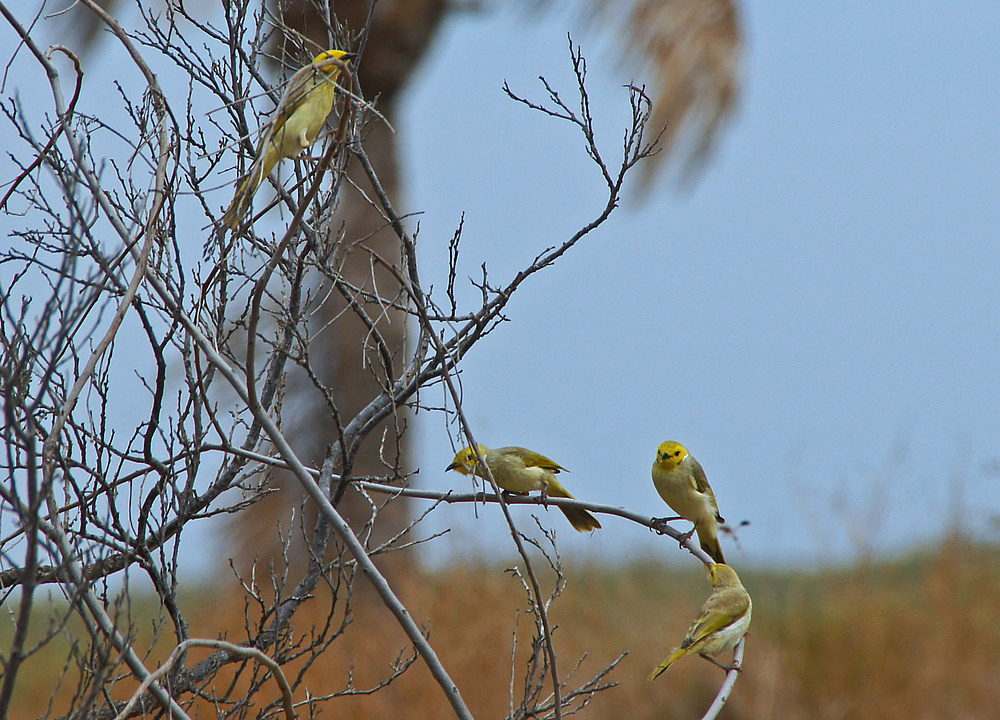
[403,4,1000,565]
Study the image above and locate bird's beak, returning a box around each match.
[445,461,458,471]
[342,52,358,62]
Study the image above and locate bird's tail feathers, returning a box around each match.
[221,174,254,229]
[546,479,601,532]
[693,518,725,563]
[647,648,685,681]
[699,530,726,564]
[221,152,273,229]
[559,506,602,533]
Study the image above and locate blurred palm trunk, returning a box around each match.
[236,0,448,576]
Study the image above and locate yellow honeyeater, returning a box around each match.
[446,445,602,532]
[648,563,751,681]
[651,441,726,563]
[221,50,355,228]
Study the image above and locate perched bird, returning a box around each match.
[222,49,356,228]
[651,441,726,563]
[648,563,751,681]
[446,445,602,532]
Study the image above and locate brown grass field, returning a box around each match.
[5,537,1000,719]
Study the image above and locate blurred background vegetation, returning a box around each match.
[5,535,999,718]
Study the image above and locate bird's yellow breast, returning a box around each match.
[651,460,713,519]
[270,82,338,159]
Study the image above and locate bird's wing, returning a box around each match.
[265,76,310,142]
[683,588,748,648]
[690,457,724,520]
[501,447,566,473]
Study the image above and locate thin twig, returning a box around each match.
[700,638,745,720]
[114,639,297,720]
